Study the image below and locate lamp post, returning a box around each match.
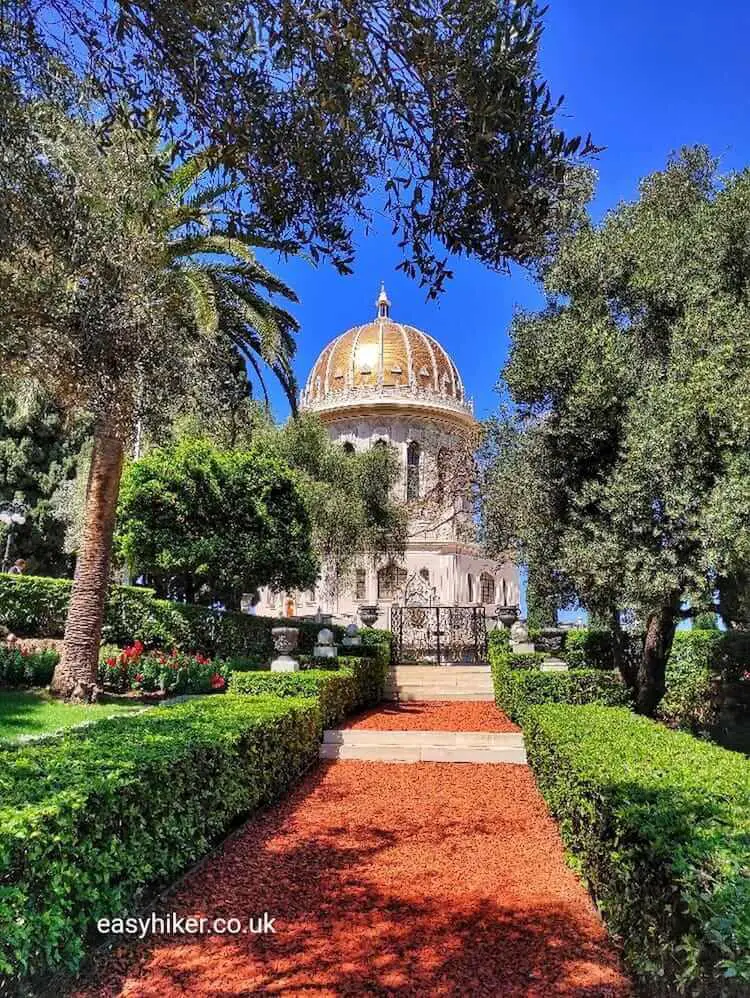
[0,502,28,573]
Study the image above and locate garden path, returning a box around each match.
[71,703,631,998]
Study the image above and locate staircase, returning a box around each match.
[320,728,526,764]
[385,664,494,702]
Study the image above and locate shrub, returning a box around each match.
[0,695,320,984]
[230,670,357,728]
[489,637,631,723]
[494,667,631,723]
[360,627,393,666]
[0,646,59,687]
[229,656,387,727]
[660,629,750,733]
[563,628,614,670]
[524,704,750,997]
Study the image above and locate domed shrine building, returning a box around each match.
[255,286,519,631]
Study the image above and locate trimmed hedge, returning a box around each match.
[493,666,632,723]
[0,573,363,660]
[0,695,320,984]
[524,704,750,997]
[489,637,631,723]
[230,670,358,728]
[0,646,58,687]
[229,656,388,728]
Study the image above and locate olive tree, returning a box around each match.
[482,148,750,714]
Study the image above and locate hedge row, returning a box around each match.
[488,634,631,722]
[229,656,388,729]
[0,573,393,664]
[0,695,320,984]
[524,704,750,997]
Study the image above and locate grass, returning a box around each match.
[0,690,145,742]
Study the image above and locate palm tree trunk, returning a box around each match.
[51,429,125,701]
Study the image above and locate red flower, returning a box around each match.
[133,672,144,683]
[210,673,225,690]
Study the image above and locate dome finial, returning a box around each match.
[376,281,391,318]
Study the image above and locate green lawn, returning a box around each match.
[0,690,145,742]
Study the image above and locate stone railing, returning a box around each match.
[300,383,474,419]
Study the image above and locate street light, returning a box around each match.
[0,502,28,573]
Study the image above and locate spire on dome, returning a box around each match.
[376,281,391,318]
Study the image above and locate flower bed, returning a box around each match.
[0,694,320,985]
[524,704,750,997]
[98,641,230,695]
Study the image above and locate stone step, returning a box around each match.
[389,666,490,675]
[386,689,495,702]
[320,728,526,764]
[323,730,521,747]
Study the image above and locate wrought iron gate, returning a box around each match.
[390,605,487,664]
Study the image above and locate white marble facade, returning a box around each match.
[255,287,519,628]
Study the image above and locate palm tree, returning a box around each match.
[161,152,300,411]
[45,133,301,700]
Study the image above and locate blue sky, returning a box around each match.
[261,0,750,423]
[257,0,747,620]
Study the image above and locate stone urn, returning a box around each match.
[536,626,566,653]
[496,605,520,629]
[271,626,300,672]
[359,605,379,628]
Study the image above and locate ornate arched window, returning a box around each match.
[480,572,495,604]
[406,441,421,500]
[342,441,355,455]
[373,438,388,450]
[377,564,407,600]
[467,574,474,602]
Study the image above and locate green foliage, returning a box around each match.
[0,573,349,660]
[525,570,558,629]
[482,148,750,710]
[0,387,90,575]
[0,695,320,983]
[0,646,58,687]
[260,415,407,597]
[230,670,356,729]
[117,437,318,607]
[229,656,387,727]
[659,629,750,733]
[489,637,630,723]
[3,2,596,294]
[524,704,750,996]
[563,628,615,671]
[0,573,72,635]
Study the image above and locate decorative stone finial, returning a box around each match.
[376,282,391,319]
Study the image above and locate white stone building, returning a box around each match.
[255,286,519,628]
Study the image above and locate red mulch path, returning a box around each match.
[345,701,520,732]
[71,763,631,998]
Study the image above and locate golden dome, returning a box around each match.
[301,285,469,415]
